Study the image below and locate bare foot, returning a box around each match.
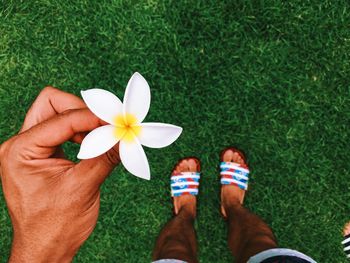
[344,222,350,237]
[220,148,247,218]
[172,157,200,217]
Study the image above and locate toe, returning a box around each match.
[173,159,185,174]
[179,160,187,171]
[223,149,234,162]
[173,158,199,174]
[188,159,198,172]
[232,152,244,164]
[222,148,245,165]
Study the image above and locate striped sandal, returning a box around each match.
[220,147,250,217]
[170,157,201,213]
[343,234,350,259]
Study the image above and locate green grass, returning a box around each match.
[1,0,350,262]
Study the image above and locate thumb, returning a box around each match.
[73,143,121,188]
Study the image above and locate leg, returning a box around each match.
[221,149,277,263]
[225,201,277,263]
[152,159,199,263]
[152,199,197,262]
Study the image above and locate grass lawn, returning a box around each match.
[1,0,350,262]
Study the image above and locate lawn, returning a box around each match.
[1,0,350,262]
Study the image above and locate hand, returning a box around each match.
[0,87,120,263]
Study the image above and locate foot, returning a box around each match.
[172,157,200,217]
[343,222,350,258]
[220,148,247,218]
[344,222,350,237]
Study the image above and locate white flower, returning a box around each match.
[77,72,183,180]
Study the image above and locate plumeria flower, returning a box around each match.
[77,72,183,180]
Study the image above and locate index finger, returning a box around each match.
[20,86,86,133]
[19,108,107,159]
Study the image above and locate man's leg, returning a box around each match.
[152,159,199,263]
[224,200,277,263]
[221,149,277,263]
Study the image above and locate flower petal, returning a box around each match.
[81,89,123,125]
[123,72,150,123]
[77,125,119,159]
[138,123,183,148]
[119,138,150,180]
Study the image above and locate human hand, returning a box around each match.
[0,87,121,263]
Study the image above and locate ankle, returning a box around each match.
[222,188,242,207]
[177,203,196,220]
[222,198,242,215]
[221,184,245,204]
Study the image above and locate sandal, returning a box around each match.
[342,234,350,259]
[171,157,201,197]
[220,147,250,191]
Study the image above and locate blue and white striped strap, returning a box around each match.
[171,172,200,197]
[220,161,250,190]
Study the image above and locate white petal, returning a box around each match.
[138,123,183,148]
[81,89,123,125]
[77,125,119,159]
[123,72,150,123]
[119,138,150,180]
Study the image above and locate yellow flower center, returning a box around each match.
[113,113,142,143]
